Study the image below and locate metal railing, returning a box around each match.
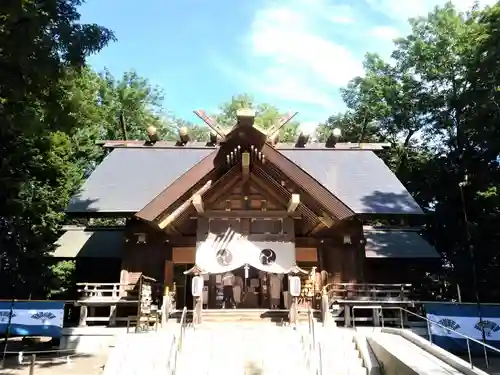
[355,305,500,371]
[300,308,322,375]
[169,306,188,375]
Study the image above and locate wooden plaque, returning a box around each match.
[172,247,195,264]
[296,247,318,262]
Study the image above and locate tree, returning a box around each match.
[0,1,114,298]
[215,94,300,142]
[323,2,500,301]
[96,69,177,141]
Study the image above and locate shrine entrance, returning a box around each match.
[207,266,289,310]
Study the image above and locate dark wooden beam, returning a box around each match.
[198,210,301,219]
[164,236,338,247]
[318,212,334,228]
[250,168,318,228]
[204,168,241,205]
[307,221,325,235]
[249,174,288,207]
[205,178,241,206]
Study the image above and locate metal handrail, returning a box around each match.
[170,306,188,375]
[306,308,322,375]
[376,306,500,370]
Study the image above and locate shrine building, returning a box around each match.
[55,109,440,313]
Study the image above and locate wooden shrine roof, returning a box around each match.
[51,226,125,258]
[66,145,422,216]
[363,226,439,259]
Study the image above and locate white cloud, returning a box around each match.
[217,0,363,121]
[371,26,401,41]
[215,0,497,123]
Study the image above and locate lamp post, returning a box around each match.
[458,177,489,367]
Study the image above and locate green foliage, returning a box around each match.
[321,2,500,301]
[48,260,76,299]
[215,94,300,142]
[0,0,113,298]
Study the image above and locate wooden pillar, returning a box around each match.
[344,246,357,284]
[119,269,128,297]
[317,244,324,271]
[358,241,366,282]
[164,260,173,288]
[323,245,342,284]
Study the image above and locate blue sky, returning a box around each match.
[80,0,494,129]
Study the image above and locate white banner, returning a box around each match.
[244,241,295,274]
[196,233,246,274]
[0,308,63,327]
[427,314,500,340]
[196,233,295,274]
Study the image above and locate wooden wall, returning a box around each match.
[317,219,365,283]
[121,219,171,283]
[120,216,371,287]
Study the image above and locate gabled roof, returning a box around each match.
[281,149,423,215]
[67,148,215,214]
[135,140,355,223]
[66,144,423,217]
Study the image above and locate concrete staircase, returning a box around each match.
[103,331,175,375]
[315,326,368,375]
[175,323,309,375]
[169,308,321,324]
[102,315,368,375]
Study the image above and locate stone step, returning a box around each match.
[175,326,309,375]
[169,309,322,323]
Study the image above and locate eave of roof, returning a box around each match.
[52,226,125,258]
[363,226,439,259]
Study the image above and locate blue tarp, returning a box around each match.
[425,303,500,354]
[0,301,64,337]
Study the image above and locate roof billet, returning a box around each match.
[96,140,391,151]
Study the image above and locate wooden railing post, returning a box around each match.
[321,287,330,326]
[109,304,117,326]
[78,305,88,327]
[161,286,169,327]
